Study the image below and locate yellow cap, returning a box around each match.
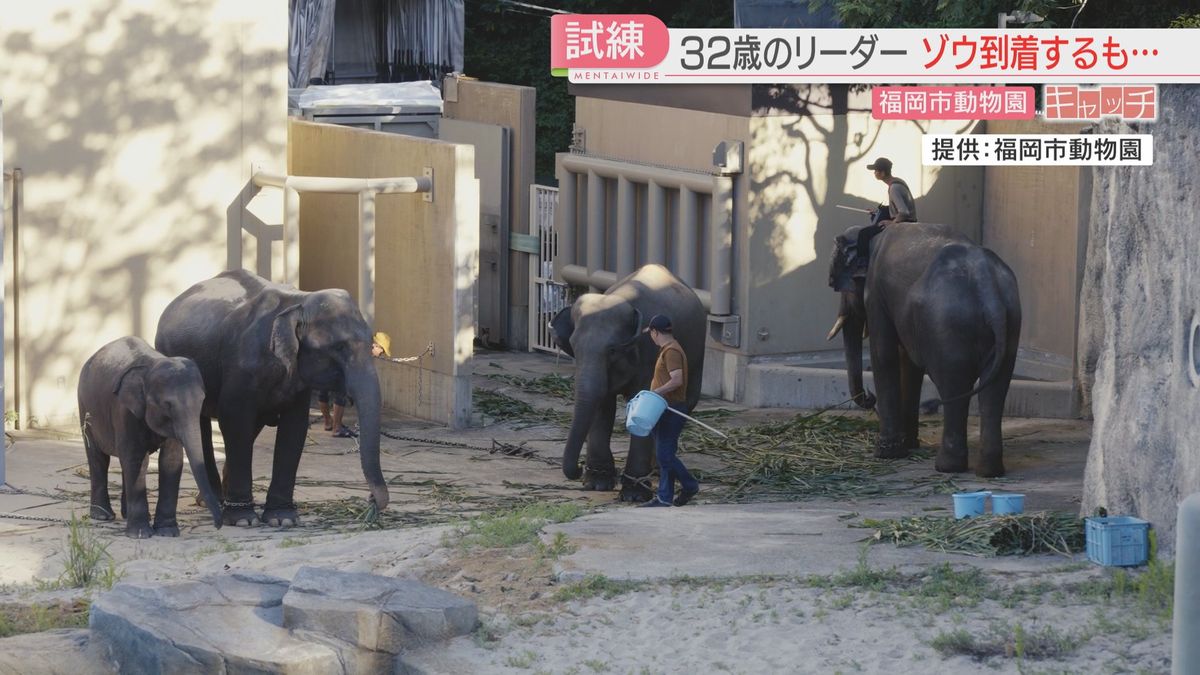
[373,331,392,357]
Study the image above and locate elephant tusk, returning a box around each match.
[826,315,846,341]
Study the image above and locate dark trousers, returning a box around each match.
[654,402,699,503]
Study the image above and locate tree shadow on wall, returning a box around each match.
[746,84,981,357]
[1,0,282,424]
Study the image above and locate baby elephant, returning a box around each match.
[78,337,222,538]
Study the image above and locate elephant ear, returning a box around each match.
[829,229,861,292]
[114,366,148,420]
[271,305,303,379]
[549,306,575,358]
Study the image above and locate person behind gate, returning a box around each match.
[638,314,700,508]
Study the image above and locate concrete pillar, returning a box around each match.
[647,181,666,265]
[678,186,697,286]
[1174,493,1200,674]
[556,166,576,281]
[586,170,604,292]
[616,176,635,278]
[283,184,300,286]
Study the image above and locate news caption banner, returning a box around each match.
[551,17,1200,83]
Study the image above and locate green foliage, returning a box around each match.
[457,502,584,550]
[0,600,90,638]
[553,573,645,601]
[59,513,121,590]
[463,0,734,183]
[930,621,1083,661]
[810,0,1200,28]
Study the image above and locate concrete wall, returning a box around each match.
[1,1,287,428]
[443,77,536,350]
[288,120,478,429]
[1079,85,1200,552]
[747,87,984,360]
[983,119,1091,378]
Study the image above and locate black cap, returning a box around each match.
[866,157,893,172]
[645,314,672,333]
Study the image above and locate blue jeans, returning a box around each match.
[654,402,699,503]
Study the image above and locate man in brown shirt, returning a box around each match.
[637,314,700,508]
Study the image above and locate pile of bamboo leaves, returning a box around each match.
[860,512,1086,557]
[484,373,575,401]
[473,389,572,428]
[686,410,920,500]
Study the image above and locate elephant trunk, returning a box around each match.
[839,312,876,410]
[563,365,606,480]
[346,363,390,511]
[178,426,222,528]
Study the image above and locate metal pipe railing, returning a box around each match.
[250,167,433,327]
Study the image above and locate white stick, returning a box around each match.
[663,407,728,438]
[836,204,873,214]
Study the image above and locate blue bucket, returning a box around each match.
[626,390,668,437]
[991,493,1025,515]
[952,491,991,519]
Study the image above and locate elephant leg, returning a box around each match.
[581,397,617,492]
[868,318,907,459]
[930,369,974,473]
[263,394,309,527]
[85,437,114,521]
[216,409,260,527]
[154,441,183,537]
[898,350,924,452]
[975,359,1015,478]
[619,434,656,503]
[120,452,154,539]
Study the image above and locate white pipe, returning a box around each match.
[253,171,431,195]
[663,407,728,438]
[358,190,376,328]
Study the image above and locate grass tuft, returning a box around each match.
[58,513,121,590]
[554,574,645,602]
[457,502,584,550]
[930,621,1084,661]
[0,600,91,638]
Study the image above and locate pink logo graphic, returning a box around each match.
[873,86,1034,120]
[551,14,670,69]
[1043,85,1157,121]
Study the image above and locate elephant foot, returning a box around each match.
[89,504,115,521]
[975,458,1005,479]
[262,506,300,528]
[154,520,180,538]
[125,522,154,539]
[618,474,655,503]
[581,465,616,492]
[874,437,910,460]
[222,502,260,527]
[903,435,921,451]
[934,452,969,474]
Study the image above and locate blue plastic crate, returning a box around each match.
[1086,516,1151,567]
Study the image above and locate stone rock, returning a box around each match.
[1079,84,1200,553]
[282,566,478,655]
[90,572,343,674]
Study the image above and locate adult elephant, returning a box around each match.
[551,265,706,502]
[827,222,1021,478]
[155,269,389,527]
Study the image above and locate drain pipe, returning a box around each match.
[1175,493,1200,674]
[251,169,433,327]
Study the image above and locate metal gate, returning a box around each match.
[528,184,568,354]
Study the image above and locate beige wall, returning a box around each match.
[443,78,536,349]
[1,1,287,428]
[983,119,1090,368]
[288,120,478,429]
[748,102,985,357]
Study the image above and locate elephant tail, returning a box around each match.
[936,276,1011,406]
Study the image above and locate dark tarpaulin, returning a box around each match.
[329,0,464,84]
[290,0,338,87]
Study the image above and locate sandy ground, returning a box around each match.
[0,351,1173,674]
